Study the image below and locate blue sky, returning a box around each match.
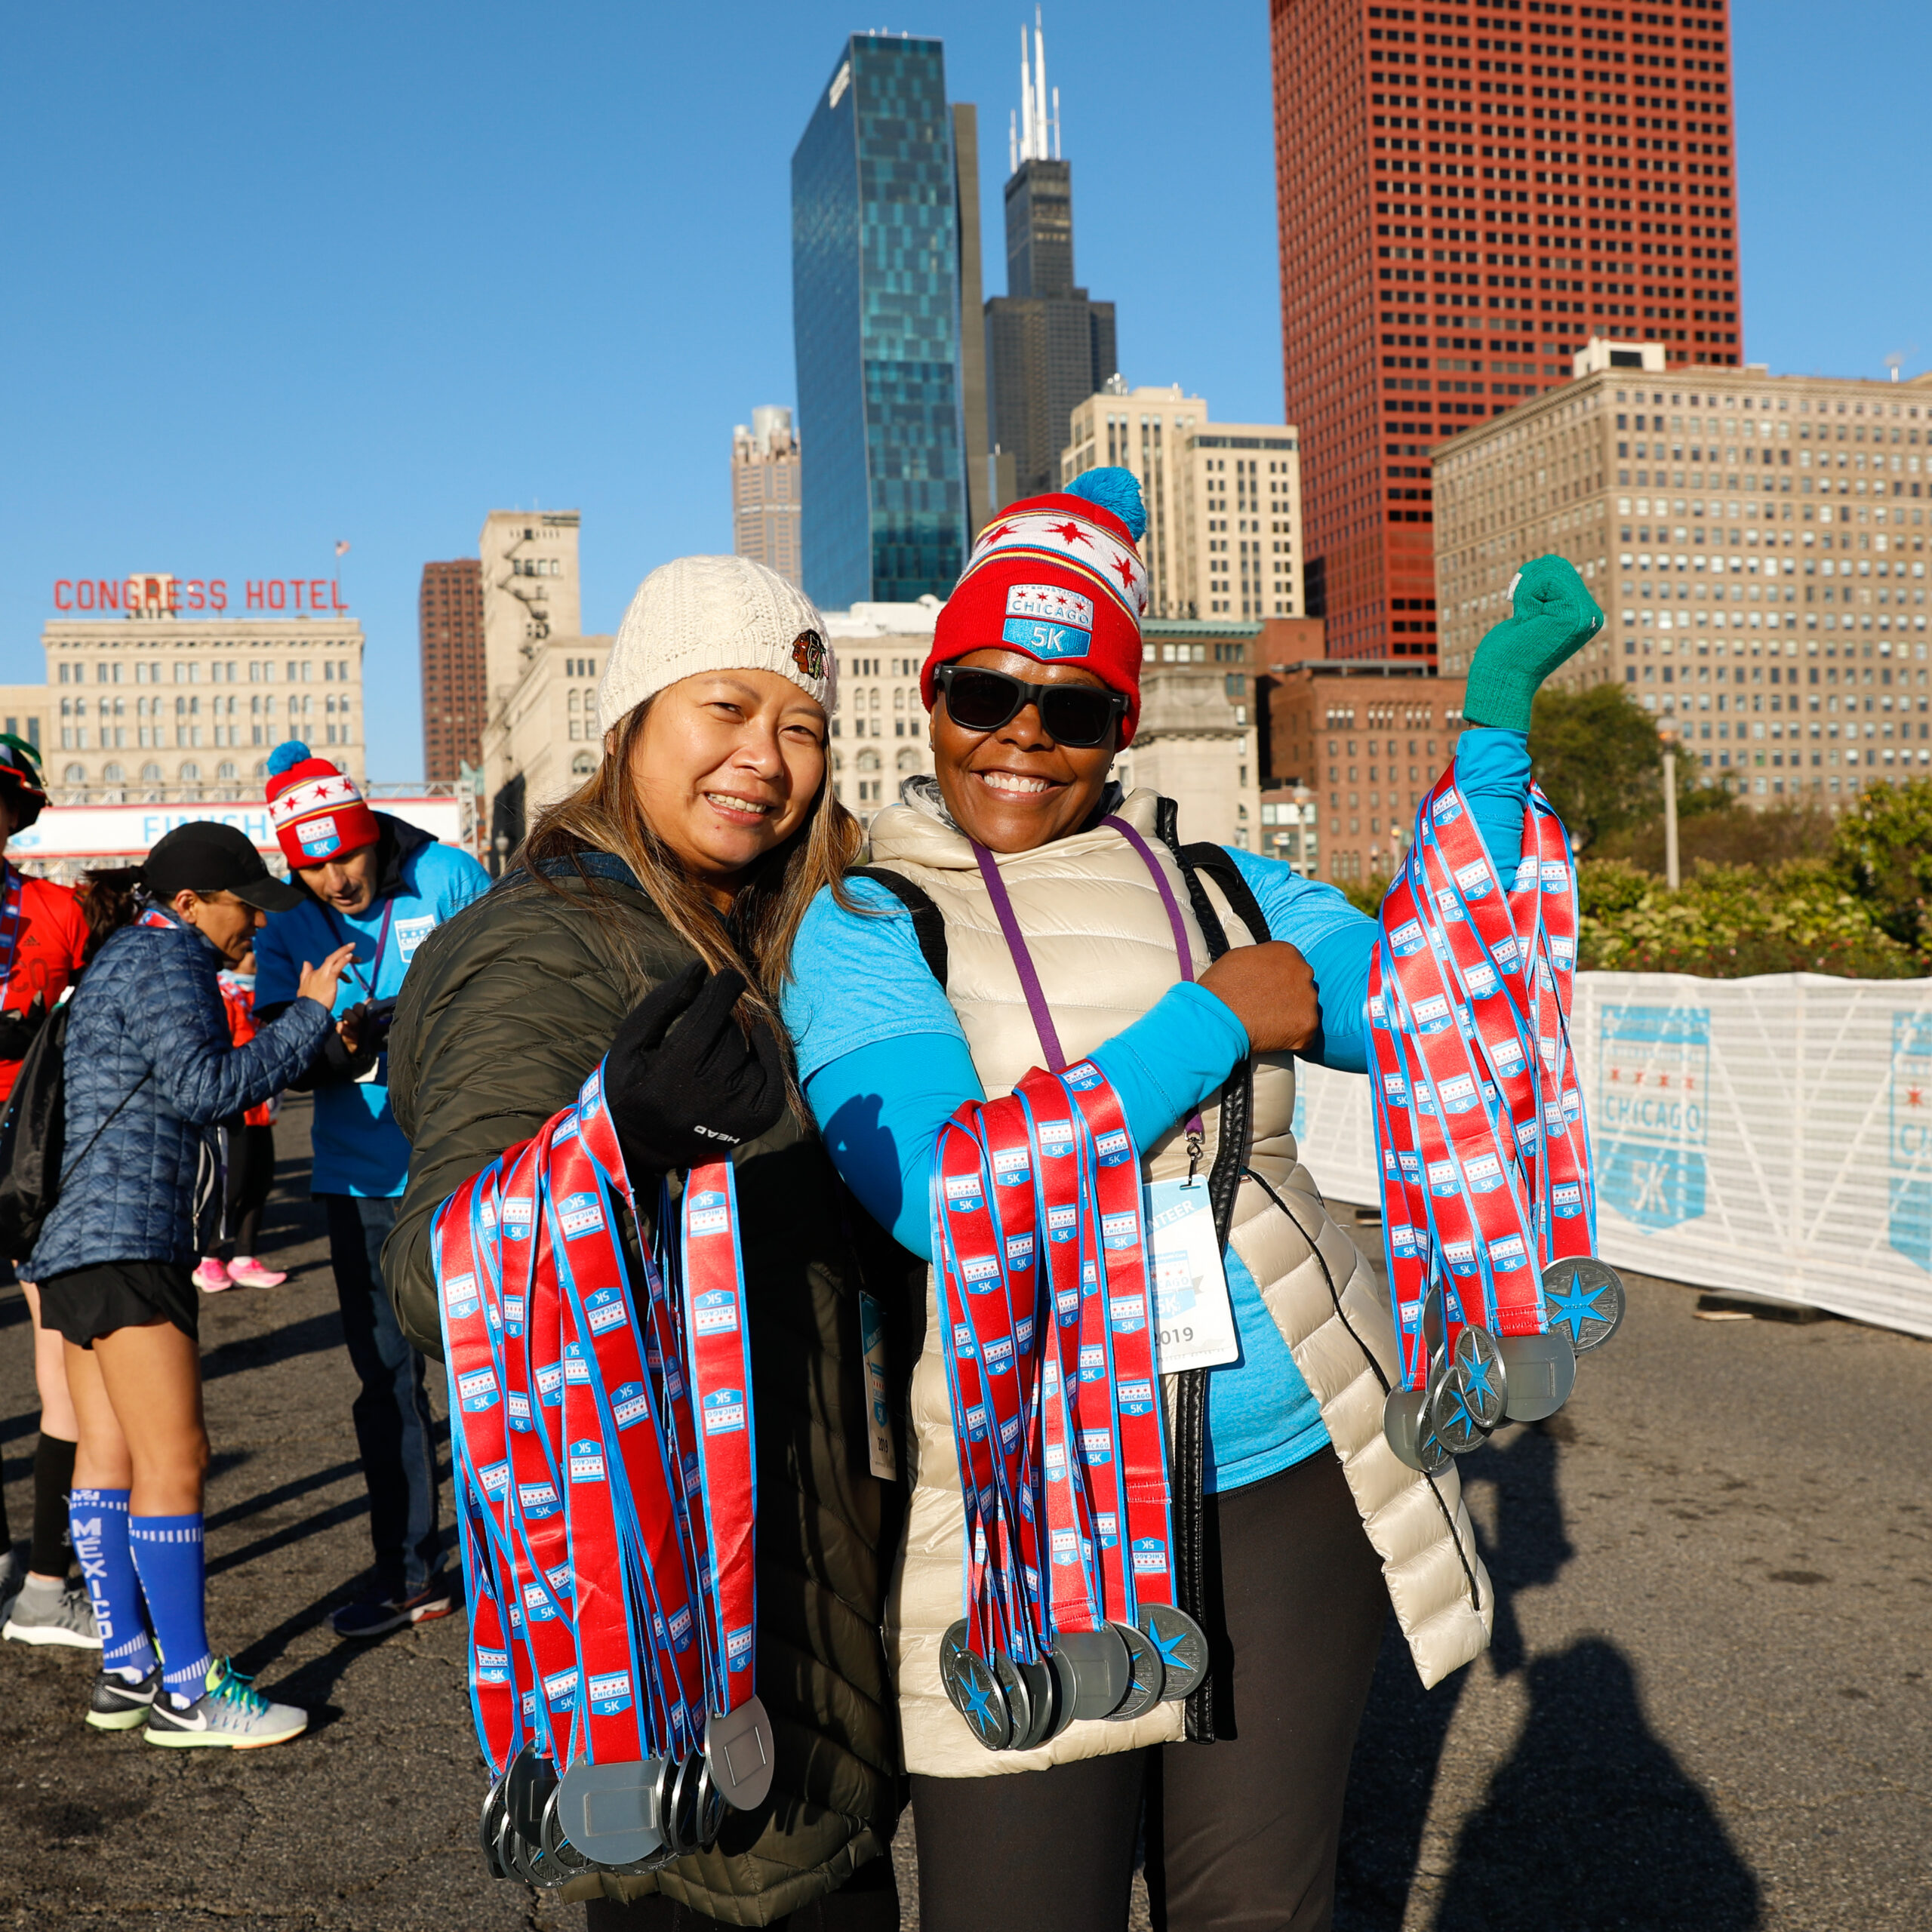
[3,1,1924,781]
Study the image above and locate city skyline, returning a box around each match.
[1,0,1924,782]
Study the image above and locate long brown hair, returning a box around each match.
[518,697,862,1044]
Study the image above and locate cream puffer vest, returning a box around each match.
[866,787,1492,1780]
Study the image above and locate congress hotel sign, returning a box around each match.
[51,574,349,614]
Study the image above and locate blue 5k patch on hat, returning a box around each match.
[1001,582,1094,660]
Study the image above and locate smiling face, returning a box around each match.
[623,670,828,904]
[931,647,1120,855]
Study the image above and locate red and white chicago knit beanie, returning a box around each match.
[921,466,1150,743]
[264,740,380,868]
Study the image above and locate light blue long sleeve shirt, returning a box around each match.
[783,728,1531,1493]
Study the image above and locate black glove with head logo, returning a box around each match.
[603,962,789,1177]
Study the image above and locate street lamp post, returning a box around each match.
[1659,724,1681,891]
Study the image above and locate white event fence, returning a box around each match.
[1294,972,1932,1340]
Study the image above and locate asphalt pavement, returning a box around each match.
[0,1100,1924,1930]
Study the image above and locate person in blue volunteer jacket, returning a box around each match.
[251,742,490,1638]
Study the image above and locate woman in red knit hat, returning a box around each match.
[783,468,1604,1930]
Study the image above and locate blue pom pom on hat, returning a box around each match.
[1062,466,1147,542]
[265,740,312,777]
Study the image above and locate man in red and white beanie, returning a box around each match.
[265,746,382,878]
[921,466,1150,742]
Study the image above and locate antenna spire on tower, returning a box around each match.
[1014,8,1059,165]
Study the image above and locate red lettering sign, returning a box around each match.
[53,577,333,615]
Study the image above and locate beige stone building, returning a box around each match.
[0,688,49,764]
[1113,668,1260,852]
[39,585,365,803]
[826,601,940,823]
[731,408,803,588]
[1060,385,1303,624]
[478,636,610,848]
[480,510,582,712]
[1433,340,1932,802]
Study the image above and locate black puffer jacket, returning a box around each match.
[385,851,900,1924]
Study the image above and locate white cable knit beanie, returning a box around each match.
[597,555,835,733]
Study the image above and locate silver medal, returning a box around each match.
[1498,1328,1577,1422]
[662,1752,707,1858]
[940,1620,1014,1752]
[1108,1620,1165,1720]
[555,1756,669,1869]
[1540,1256,1626,1352]
[1057,1625,1131,1722]
[1452,1324,1509,1435]
[993,1651,1037,1750]
[1140,1603,1210,1703]
[703,1695,777,1811]
[1422,1357,1485,1457]
[1043,1646,1081,1739]
[1383,1385,1452,1475]
[479,1778,512,1880]
[1008,1654,1057,1750]
[693,1758,729,1850]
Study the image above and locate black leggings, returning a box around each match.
[217,1121,276,1260]
[909,1451,1389,1932]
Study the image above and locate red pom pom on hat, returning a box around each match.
[921,485,1150,746]
[264,743,380,869]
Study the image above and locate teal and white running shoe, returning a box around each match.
[88,1661,164,1731]
[143,1659,306,1750]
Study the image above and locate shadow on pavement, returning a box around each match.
[1432,1636,1761,1931]
[1336,1420,1759,1931]
[202,1306,344,1382]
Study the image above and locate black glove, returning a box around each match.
[0,1003,45,1065]
[604,962,788,1175]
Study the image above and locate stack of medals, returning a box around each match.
[1370,774,1626,1475]
[932,1061,1211,1752]
[434,1062,776,1885]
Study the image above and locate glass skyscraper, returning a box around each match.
[792,35,968,608]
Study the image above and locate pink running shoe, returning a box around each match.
[192,1258,232,1294]
[226,1258,288,1289]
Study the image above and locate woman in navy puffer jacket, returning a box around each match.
[30,823,352,1750]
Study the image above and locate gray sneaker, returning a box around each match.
[3,1579,101,1650]
[143,1659,306,1751]
[88,1661,164,1731]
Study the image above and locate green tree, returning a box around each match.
[1527,685,1664,851]
[1830,776,1932,961]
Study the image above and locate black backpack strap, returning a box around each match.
[1179,842,1272,949]
[848,867,948,989]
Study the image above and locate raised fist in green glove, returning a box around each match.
[1463,553,1605,733]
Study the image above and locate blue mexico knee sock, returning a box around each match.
[68,1488,157,1681]
[128,1513,213,1705]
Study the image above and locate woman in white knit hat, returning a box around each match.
[383,557,904,1929]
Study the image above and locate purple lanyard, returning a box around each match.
[971,816,1208,1145]
[330,897,395,1004]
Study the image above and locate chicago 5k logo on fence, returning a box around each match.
[1891,1012,1932,1274]
[1596,1005,1709,1230]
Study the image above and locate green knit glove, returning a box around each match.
[1463,554,1604,732]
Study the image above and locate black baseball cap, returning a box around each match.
[143,821,305,913]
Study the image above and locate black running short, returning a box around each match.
[38,1260,200,1349]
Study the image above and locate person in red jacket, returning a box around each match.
[0,740,100,1648]
[194,952,285,1292]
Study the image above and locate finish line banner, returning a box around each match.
[8,795,462,861]
[1294,972,1932,1341]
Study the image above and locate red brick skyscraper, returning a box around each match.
[1269,0,1741,661]
[418,558,485,781]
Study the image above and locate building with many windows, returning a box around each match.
[419,558,485,783]
[731,408,804,588]
[1269,0,1743,663]
[1432,343,1932,800]
[41,591,365,802]
[1061,388,1303,622]
[1263,660,1466,884]
[792,35,971,608]
[478,638,610,862]
[825,602,941,822]
[480,510,581,711]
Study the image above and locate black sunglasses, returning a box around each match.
[934,665,1127,749]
